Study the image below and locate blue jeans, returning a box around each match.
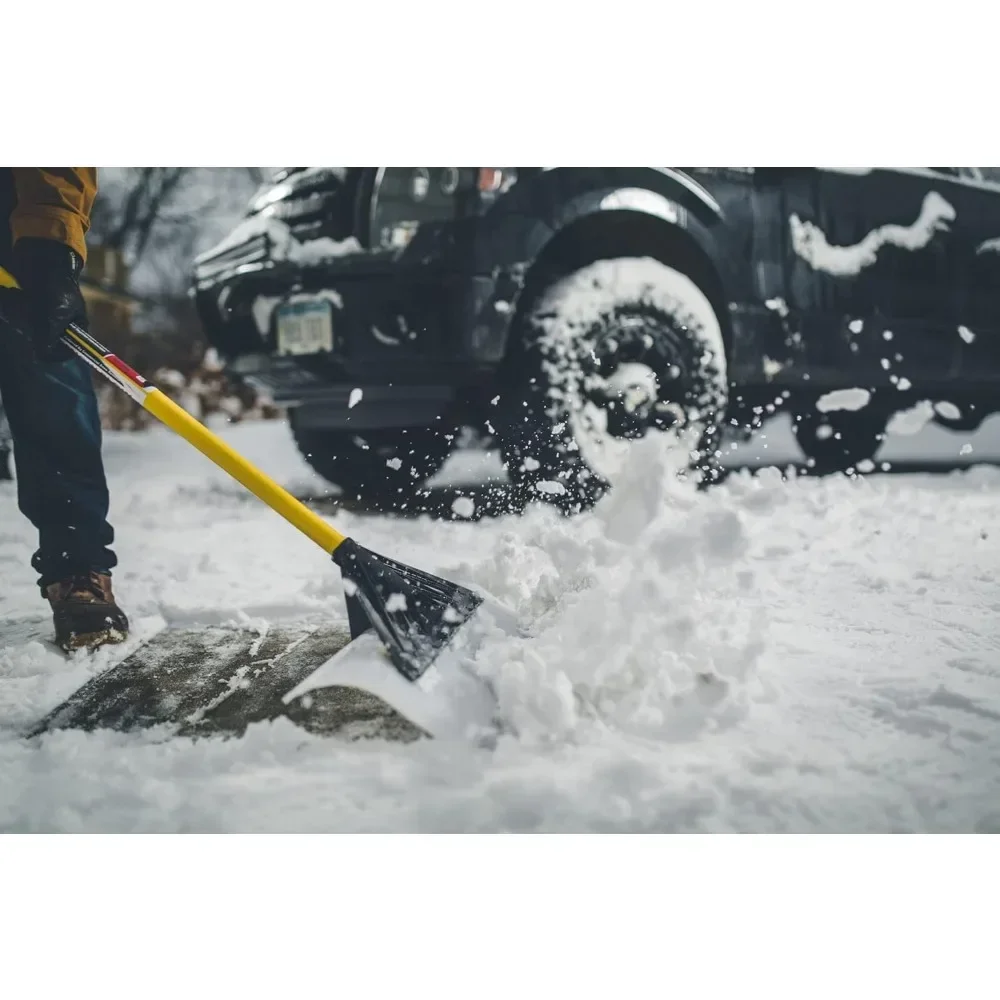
[0,344,116,592]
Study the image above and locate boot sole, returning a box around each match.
[60,628,129,653]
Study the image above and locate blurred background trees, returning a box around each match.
[84,167,278,430]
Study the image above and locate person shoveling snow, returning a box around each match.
[0,171,517,744]
[0,168,130,653]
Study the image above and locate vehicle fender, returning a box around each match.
[463,168,728,363]
[470,167,726,273]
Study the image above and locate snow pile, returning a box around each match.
[456,436,766,743]
[4,418,1000,831]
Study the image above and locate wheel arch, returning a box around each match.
[514,208,733,360]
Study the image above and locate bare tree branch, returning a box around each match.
[130,168,188,264]
[101,167,190,265]
[106,168,155,250]
[90,167,267,300]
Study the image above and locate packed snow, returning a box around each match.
[2,413,1000,832]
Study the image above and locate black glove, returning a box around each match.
[1,238,87,363]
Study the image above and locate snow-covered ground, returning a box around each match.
[2,412,1000,832]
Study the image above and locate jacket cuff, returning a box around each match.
[11,209,89,263]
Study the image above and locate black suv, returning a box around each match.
[193,167,1000,505]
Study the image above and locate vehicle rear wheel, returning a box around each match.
[495,257,729,510]
[289,415,457,508]
[792,408,887,474]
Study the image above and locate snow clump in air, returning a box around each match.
[816,388,871,413]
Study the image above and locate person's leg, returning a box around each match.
[0,345,116,590]
[0,398,11,480]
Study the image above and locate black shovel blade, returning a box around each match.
[333,538,484,682]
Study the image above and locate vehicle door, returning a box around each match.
[749,167,872,382]
[777,168,962,386]
[940,167,1000,382]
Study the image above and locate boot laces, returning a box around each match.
[65,572,106,602]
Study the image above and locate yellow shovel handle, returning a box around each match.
[143,389,347,554]
[0,263,347,556]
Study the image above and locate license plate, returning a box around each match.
[275,298,334,356]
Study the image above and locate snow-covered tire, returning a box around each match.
[496,257,728,509]
[792,408,886,474]
[289,416,456,508]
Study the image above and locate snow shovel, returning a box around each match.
[0,265,515,740]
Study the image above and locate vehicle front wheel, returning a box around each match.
[495,257,729,510]
[289,415,457,508]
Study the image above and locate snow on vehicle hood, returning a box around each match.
[195,214,361,267]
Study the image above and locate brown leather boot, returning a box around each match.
[46,571,129,652]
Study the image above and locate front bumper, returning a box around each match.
[194,246,526,400]
[225,353,460,429]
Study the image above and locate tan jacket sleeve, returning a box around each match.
[10,168,98,262]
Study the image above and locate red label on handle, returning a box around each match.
[105,354,149,388]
